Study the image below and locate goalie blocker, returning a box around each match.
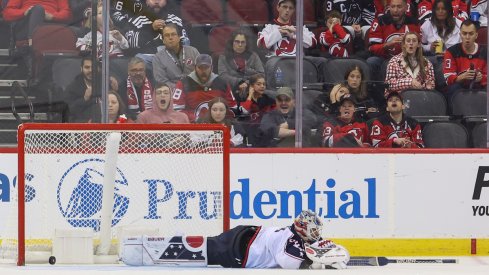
[121,210,350,269]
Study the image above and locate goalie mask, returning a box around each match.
[294,210,323,242]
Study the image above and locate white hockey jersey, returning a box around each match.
[244,226,307,269]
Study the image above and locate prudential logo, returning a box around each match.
[57,158,130,231]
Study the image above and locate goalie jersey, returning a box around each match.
[243,226,308,268]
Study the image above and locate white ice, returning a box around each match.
[0,256,488,275]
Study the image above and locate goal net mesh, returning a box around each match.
[1,125,229,264]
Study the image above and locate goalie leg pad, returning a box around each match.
[121,235,207,266]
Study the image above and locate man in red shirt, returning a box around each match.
[173,54,239,122]
[3,0,71,47]
[443,19,487,103]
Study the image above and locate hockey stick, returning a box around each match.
[348,257,458,266]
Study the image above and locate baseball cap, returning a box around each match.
[195,54,212,67]
[276,87,294,99]
[338,94,356,106]
[386,92,403,101]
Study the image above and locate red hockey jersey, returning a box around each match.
[321,117,370,147]
[370,113,424,148]
[173,75,237,122]
[443,43,488,87]
[368,14,420,58]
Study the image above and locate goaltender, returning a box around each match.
[121,210,350,269]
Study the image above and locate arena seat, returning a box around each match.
[31,24,78,81]
[322,58,371,84]
[471,122,487,148]
[181,0,224,26]
[450,89,487,122]
[52,57,82,92]
[400,89,449,122]
[477,27,487,46]
[226,0,270,26]
[423,121,469,148]
[265,56,319,89]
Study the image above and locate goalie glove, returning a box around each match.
[305,240,350,269]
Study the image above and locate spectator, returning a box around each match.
[76,2,129,58]
[3,0,72,80]
[136,82,189,124]
[471,0,488,27]
[421,0,462,55]
[370,92,424,148]
[323,0,375,40]
[385,32,435,96]
[256,87,317,147]
[257,0,316,57]
[367,0,420,81]
[67,0,91,36]
[342,65,379,120]
[111,0,188,56]
[108,90,133,123]
[443,19,487,101]
[123,57,155,120]
[319,10,353,57]
[418,0,468,24]
[320,95,370,148]
[173,54,240,122]
[152,23,200,91]
[3,0,72,47]
[237,74,276,146]
[198,97,247,147]
[374,0,417,18]
[65,57,119,123]
[218,29,265,98]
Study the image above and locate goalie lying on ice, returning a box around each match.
[121,210,350,269]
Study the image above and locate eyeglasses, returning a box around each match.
[163,33,179,38]
[233,40,246,45]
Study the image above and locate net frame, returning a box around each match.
[16,123,230,266]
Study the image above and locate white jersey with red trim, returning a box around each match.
[245,226,307,268]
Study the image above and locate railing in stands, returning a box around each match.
[10,81,34,124]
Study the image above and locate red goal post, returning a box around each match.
[12,123,230,266]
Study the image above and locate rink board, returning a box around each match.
[1,150,489,255]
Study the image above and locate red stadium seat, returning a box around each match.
[181,0,224,26]
[31,24,78,80]
[208,25,239,55]
[226,0,270,26]
[476,27,487,46]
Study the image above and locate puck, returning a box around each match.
[49,256,56,265]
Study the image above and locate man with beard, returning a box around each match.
[153,23,200,91]
[320,95,370,147]
[370,92,424,148]
[122,57,155,120]
[65,57,119,122]
[136,82,189,123]
[367,0,420,81]
[257,87,317,147]
[173,54,239,122]
[111,0,188,55]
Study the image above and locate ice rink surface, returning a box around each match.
[0,257,488,275]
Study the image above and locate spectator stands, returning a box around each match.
[0,0,487,148]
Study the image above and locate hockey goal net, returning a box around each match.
[1,123,230,266]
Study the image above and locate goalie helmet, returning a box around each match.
[294,210,323,242]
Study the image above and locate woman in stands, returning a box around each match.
[76,2,129,58]
[218,28,265,101]
[236,74,275,146]
[108,90,132,123]
[421,0,462,55]
[385,32,435,96]
[199,97,247,147]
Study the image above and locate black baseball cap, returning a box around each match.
[386,92,403,101]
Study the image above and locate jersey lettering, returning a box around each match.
[371,125,381,136]
[173,88,182,100]
[371,22,379,32]
[445,59,452,69]
[115,1,123,11]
